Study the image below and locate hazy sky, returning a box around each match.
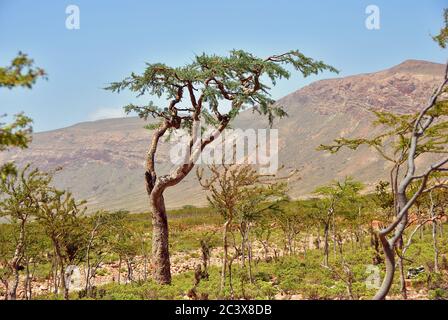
[1,0,447,132]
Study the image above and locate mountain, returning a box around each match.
[0,60,445,212]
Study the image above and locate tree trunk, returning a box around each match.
[24,259,30,300]
[53,240,68,300]
[287,232,293,256]
[143,253,148,282]
[240,223,246,268]
[220,219,231,294]
[51,251,58,295]
[323,224,329,267]
[2,279,9,300]
[28,261,36,300]
[60,262,69,300]
[150,191,171,284]
[370,226,382,265]
[373,236,395,300]
[7,267,19,300]
[126,258,133,283]
[247,226,253,284]
[374,191,408,300]
[7,220,26,300]
[117,256,122,284]
[398,246,407,300]
[332,210,337,258]
[85,231,95,294]
[432,220,439,272]
[432,218,439,273]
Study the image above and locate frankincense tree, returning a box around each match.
[107,50,337,284]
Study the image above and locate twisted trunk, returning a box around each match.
[150,189,171,284]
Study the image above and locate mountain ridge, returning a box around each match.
[1,59,445,212]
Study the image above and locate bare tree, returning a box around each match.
[320,63,448,299]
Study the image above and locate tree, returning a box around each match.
[198,164,258,294]
[308,178,364,267]
[0,52,46,156]
[110,222,138,285]
[433,9,448,49]
[21,223,49,300]
[0,225,15,299]
[253,211,276,262]
[0,52,46,89]
[274,203,304,256]
[0,165,50,300]
[35,189,87,300]
[107,50,337,284]
[198,163,289,295]
[319,15,448,298]
[400,180,448,274]
[83,210,126,296]
[235,176,288,283]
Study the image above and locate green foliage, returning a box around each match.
[429,288,448,300]
[0,164,52,221]
[0,52,45,157]
[433,9,448,48]
[319,107,448,163]
[107,49,337,130]
[374,181,394,213]
[1,196,445,301]
[0,113,33,152]
[306,177,365,226]
[36,189,87,265]
[0,52,46,89]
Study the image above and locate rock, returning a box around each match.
[274,293,290,300]
[290,294,303,300]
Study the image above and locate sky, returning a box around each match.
[0,0,447,132]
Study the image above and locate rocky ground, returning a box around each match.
[0,242,287,300]
[0,240,431,300]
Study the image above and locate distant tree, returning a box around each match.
[198,164,289,295]
[35,190,86,300]
[83,210,126,296]
[400,179,448,273]
[253,211,276,262]
[274,203,304,256]
[235,176,288,282]
[107,50,337,284]
[111,223,138,285]
[21,224,49,300]
[308,178,364,267]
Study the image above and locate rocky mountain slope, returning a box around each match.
[0,60,444,212]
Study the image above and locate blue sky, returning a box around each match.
[0,0,447,132]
